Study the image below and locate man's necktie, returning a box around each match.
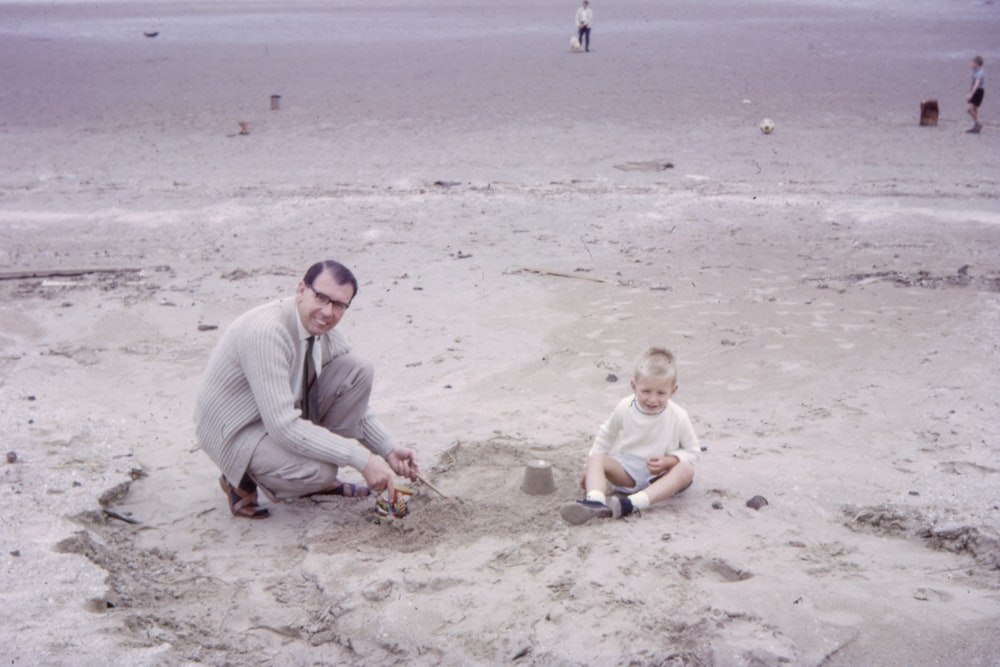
[302,336,319,422]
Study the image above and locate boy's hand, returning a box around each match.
[646,455,679,476]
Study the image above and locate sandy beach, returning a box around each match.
[1,0,999,665]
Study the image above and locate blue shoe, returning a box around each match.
[608,495,636,519]
[560,499,611,525]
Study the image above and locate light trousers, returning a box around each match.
[242,353,374,500]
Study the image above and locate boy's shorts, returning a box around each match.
[610,453,664,494]
[970,88,984,107]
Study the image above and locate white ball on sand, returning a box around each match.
[759,118,775,134]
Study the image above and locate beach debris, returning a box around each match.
[361,580,394,603]
[759,118,775,134]
[517,267,609,283]
[6,452,17,464]
[197,323,219,332]
[606,373,618,383]
[0,267,142,282]
[712,501,724,510]
[102,509,140,525]
[99,481,132,507]
[913,587,952,602]
[434,180,462,187]
[920,100,939,126]
[614,161,674,172]
[746,495,769,510]
[238,122,249,136]
[143,31,159,38]
[270,94,281,110]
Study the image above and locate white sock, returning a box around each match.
[628,491,651,511]
[585,490,607,505]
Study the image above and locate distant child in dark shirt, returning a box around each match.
[967,55,985,134]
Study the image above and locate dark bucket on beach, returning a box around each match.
[920,100,938,126]
[270,94,281,111]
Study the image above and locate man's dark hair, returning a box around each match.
[303,260,359,299]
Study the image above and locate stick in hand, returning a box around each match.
[416,473,449,500]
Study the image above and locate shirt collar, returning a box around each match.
[631,396,667,416]
[294,313,312,343]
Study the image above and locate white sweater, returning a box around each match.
[589,396,700,464]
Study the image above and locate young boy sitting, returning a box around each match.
[561,347,700,525]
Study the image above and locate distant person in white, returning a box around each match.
[576,0,593,52]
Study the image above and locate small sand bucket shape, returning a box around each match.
[238,121,249,135]
[920,100,939,126]
[522,460,555,495]
[375,485,413,520]
[270,94,281,110]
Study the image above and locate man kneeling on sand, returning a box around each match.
[561,347,700,524]
[194,259,421,519]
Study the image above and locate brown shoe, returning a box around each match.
[219,476,270,519]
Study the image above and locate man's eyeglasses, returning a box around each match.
[308,285,350,312]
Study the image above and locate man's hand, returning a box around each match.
[361,455,397,494]
[387,448,421,481]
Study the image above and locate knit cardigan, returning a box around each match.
[194,298,396,483]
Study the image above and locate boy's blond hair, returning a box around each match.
[634,347,677,385]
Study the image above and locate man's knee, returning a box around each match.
[351,356,374,385]
[254,460,341,500]
[321,353,374,394]
[341,354,374,388]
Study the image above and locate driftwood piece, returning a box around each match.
[517,267,609,284]
[101,509,141,524]
[0,267,141,281]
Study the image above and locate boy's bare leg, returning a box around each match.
[643,460,695,505]
[583,454,634,496]
[968,104,981,132]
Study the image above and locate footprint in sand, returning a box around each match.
[680,556,753,583]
